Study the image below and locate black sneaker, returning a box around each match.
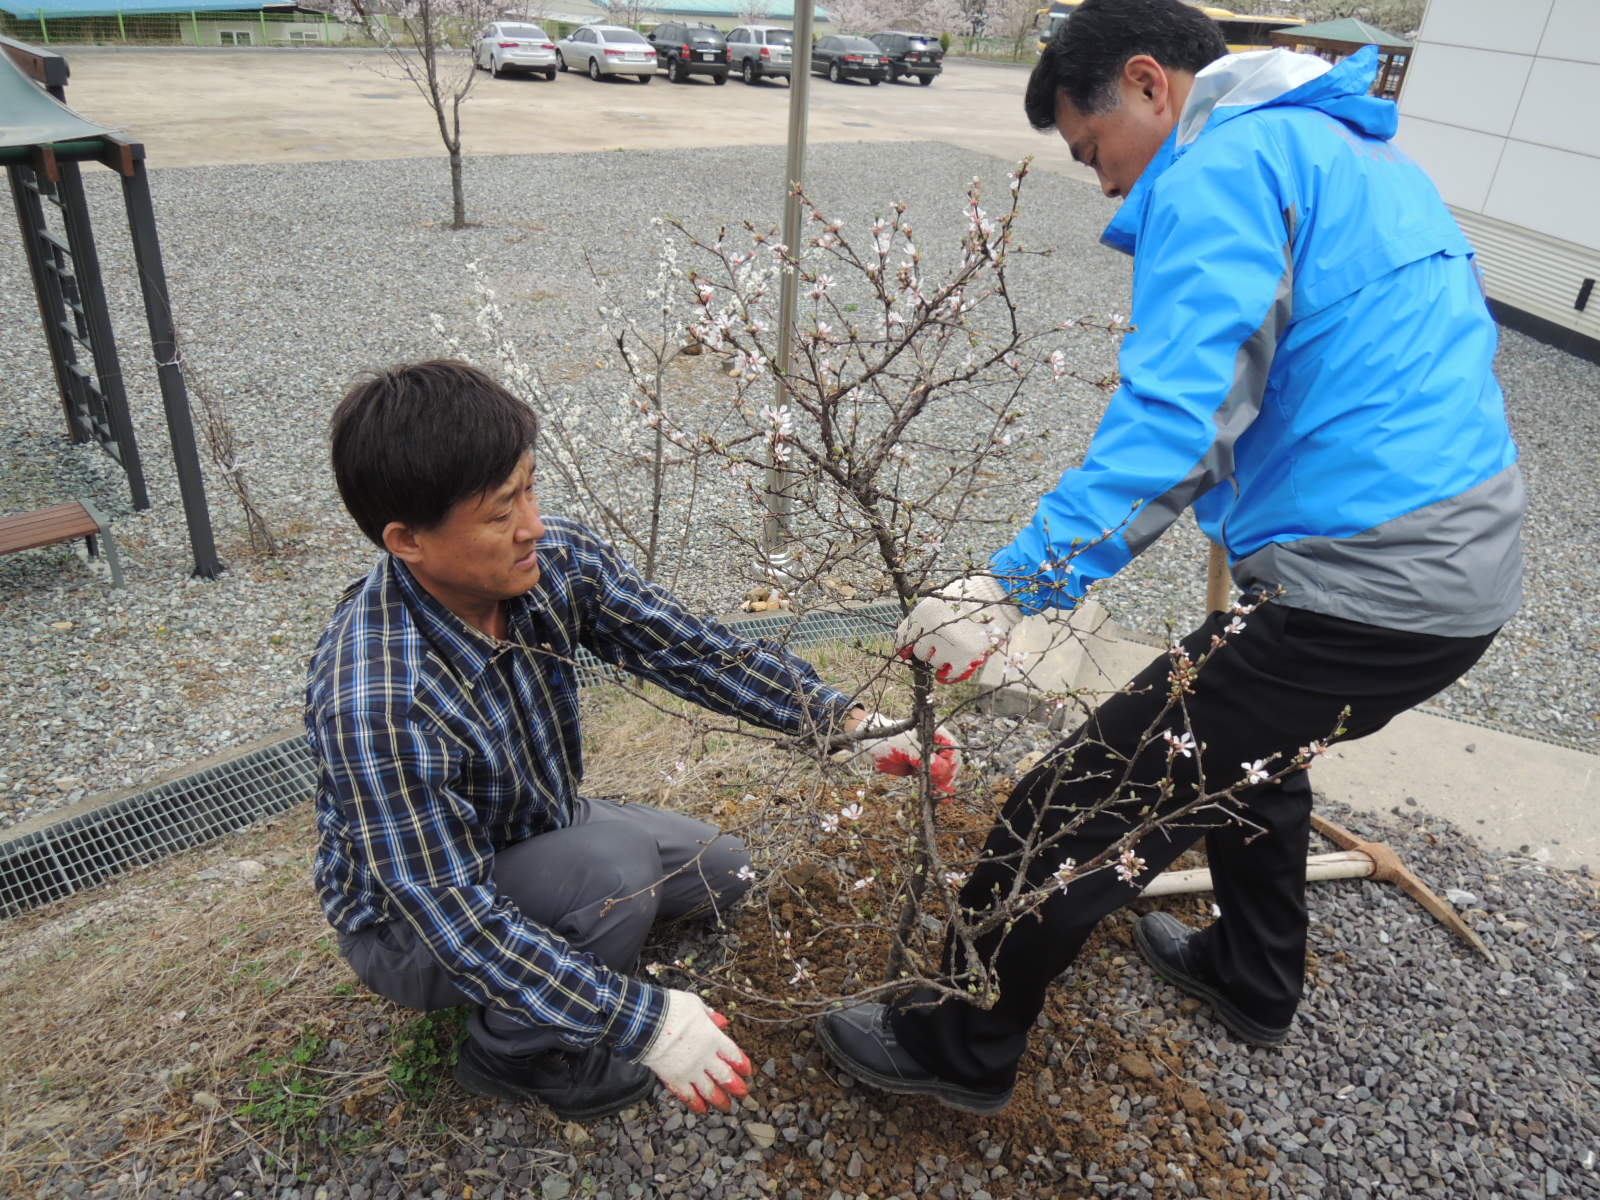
[815,1002,1012,1114]
[453,1040,656,1121]
[1134,912,1292,1047]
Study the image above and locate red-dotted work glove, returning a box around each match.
[896,574,1023,684]
[841,713,962,795]
[638,990,753,1113]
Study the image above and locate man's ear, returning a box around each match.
[1124,54,1169,109]
[382,521,424,563]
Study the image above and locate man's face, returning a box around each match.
[1055,56,1183,200]
[395,451,546,619]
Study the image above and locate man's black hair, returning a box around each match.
[1024,0,1228,131]
[330,359,539,547]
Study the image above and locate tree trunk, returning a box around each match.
[449,149,466,231]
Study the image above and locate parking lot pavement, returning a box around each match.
[53,47,1096,184]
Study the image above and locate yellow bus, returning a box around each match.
[1035,2,1305,55]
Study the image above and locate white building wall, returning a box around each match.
[1395,0,1600,343]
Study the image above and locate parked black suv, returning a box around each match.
[650,21,730,84]
[810,34,889,85]
[869,30,943,85]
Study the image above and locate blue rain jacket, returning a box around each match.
[993,46,1523,636]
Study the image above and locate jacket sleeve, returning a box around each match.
[557,525,858,742]
[992,134,1296,613]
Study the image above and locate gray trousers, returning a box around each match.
[338,795,751,1058]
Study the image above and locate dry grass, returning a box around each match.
[0,640,901,1193]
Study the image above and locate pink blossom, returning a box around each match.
[1115,848,1147,885]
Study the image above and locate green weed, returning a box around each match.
[239,1025,328,1139]
[389,1008,466,1105]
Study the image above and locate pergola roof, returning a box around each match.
[1270,16,1411,53]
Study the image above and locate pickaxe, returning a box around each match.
[1139,811,1493,961]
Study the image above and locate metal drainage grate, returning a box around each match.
[0,603,904,920]
[0,735,317,919]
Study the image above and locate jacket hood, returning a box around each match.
[1177,44,1393,146]
[1102,46,1390,255]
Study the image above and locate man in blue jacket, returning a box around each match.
[815,0,1523,1113]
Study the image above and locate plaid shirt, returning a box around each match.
[307,517,855,1058]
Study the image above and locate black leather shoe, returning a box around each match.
[1134,912,1291,1047]
[453,1040,656,1121]
[815,1002,1012,1114]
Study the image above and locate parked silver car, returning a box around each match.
[726,24,794,85]
[557,25,659,83]
[473,22,559,80]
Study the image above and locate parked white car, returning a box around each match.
[473,22,558,80]
[726,24,794,85]
[557,25,659,83]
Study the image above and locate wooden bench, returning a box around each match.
[0,500,124,586]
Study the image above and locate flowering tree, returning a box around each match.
[573,164,1339,1012]
[333,0,499,229]
[910,0,967,36]
[989,0,1043,58]
[434,231,731,589]
[868,0,963,34]
[599,0,650,30]
[823,0,890,34]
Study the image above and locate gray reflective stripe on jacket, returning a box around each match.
[1121,212,1297,560]
[1233,464,1525,637]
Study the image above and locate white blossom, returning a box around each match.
[759,404,793,436]
[1051,858,1078,890]
[1162,729,1197,758]
[1115,848,1148,885]
[840,802,864,823]
[1242,759,1271,785]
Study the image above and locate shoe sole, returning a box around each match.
[1132,920,1290,1048]
[452,1057,657,1121]
[814,1018,1012,1115]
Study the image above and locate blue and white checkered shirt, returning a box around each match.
[307,517,855,1058]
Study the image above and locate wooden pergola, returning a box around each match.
[1269,17,1413,100]
[2,34,220,579]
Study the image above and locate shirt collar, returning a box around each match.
[388,556,543,683]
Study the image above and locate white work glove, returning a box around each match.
[638,989,753,1114]
[837,713,962,796]
[897,574,1023,684]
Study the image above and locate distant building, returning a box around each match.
[1,0,357,46]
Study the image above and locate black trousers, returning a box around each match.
[891,599,1496,1090]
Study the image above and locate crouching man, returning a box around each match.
[306,361,952,1120]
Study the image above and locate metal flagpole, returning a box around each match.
[761,0,817,596]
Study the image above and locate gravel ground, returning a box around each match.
[1,141,1598,1194]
